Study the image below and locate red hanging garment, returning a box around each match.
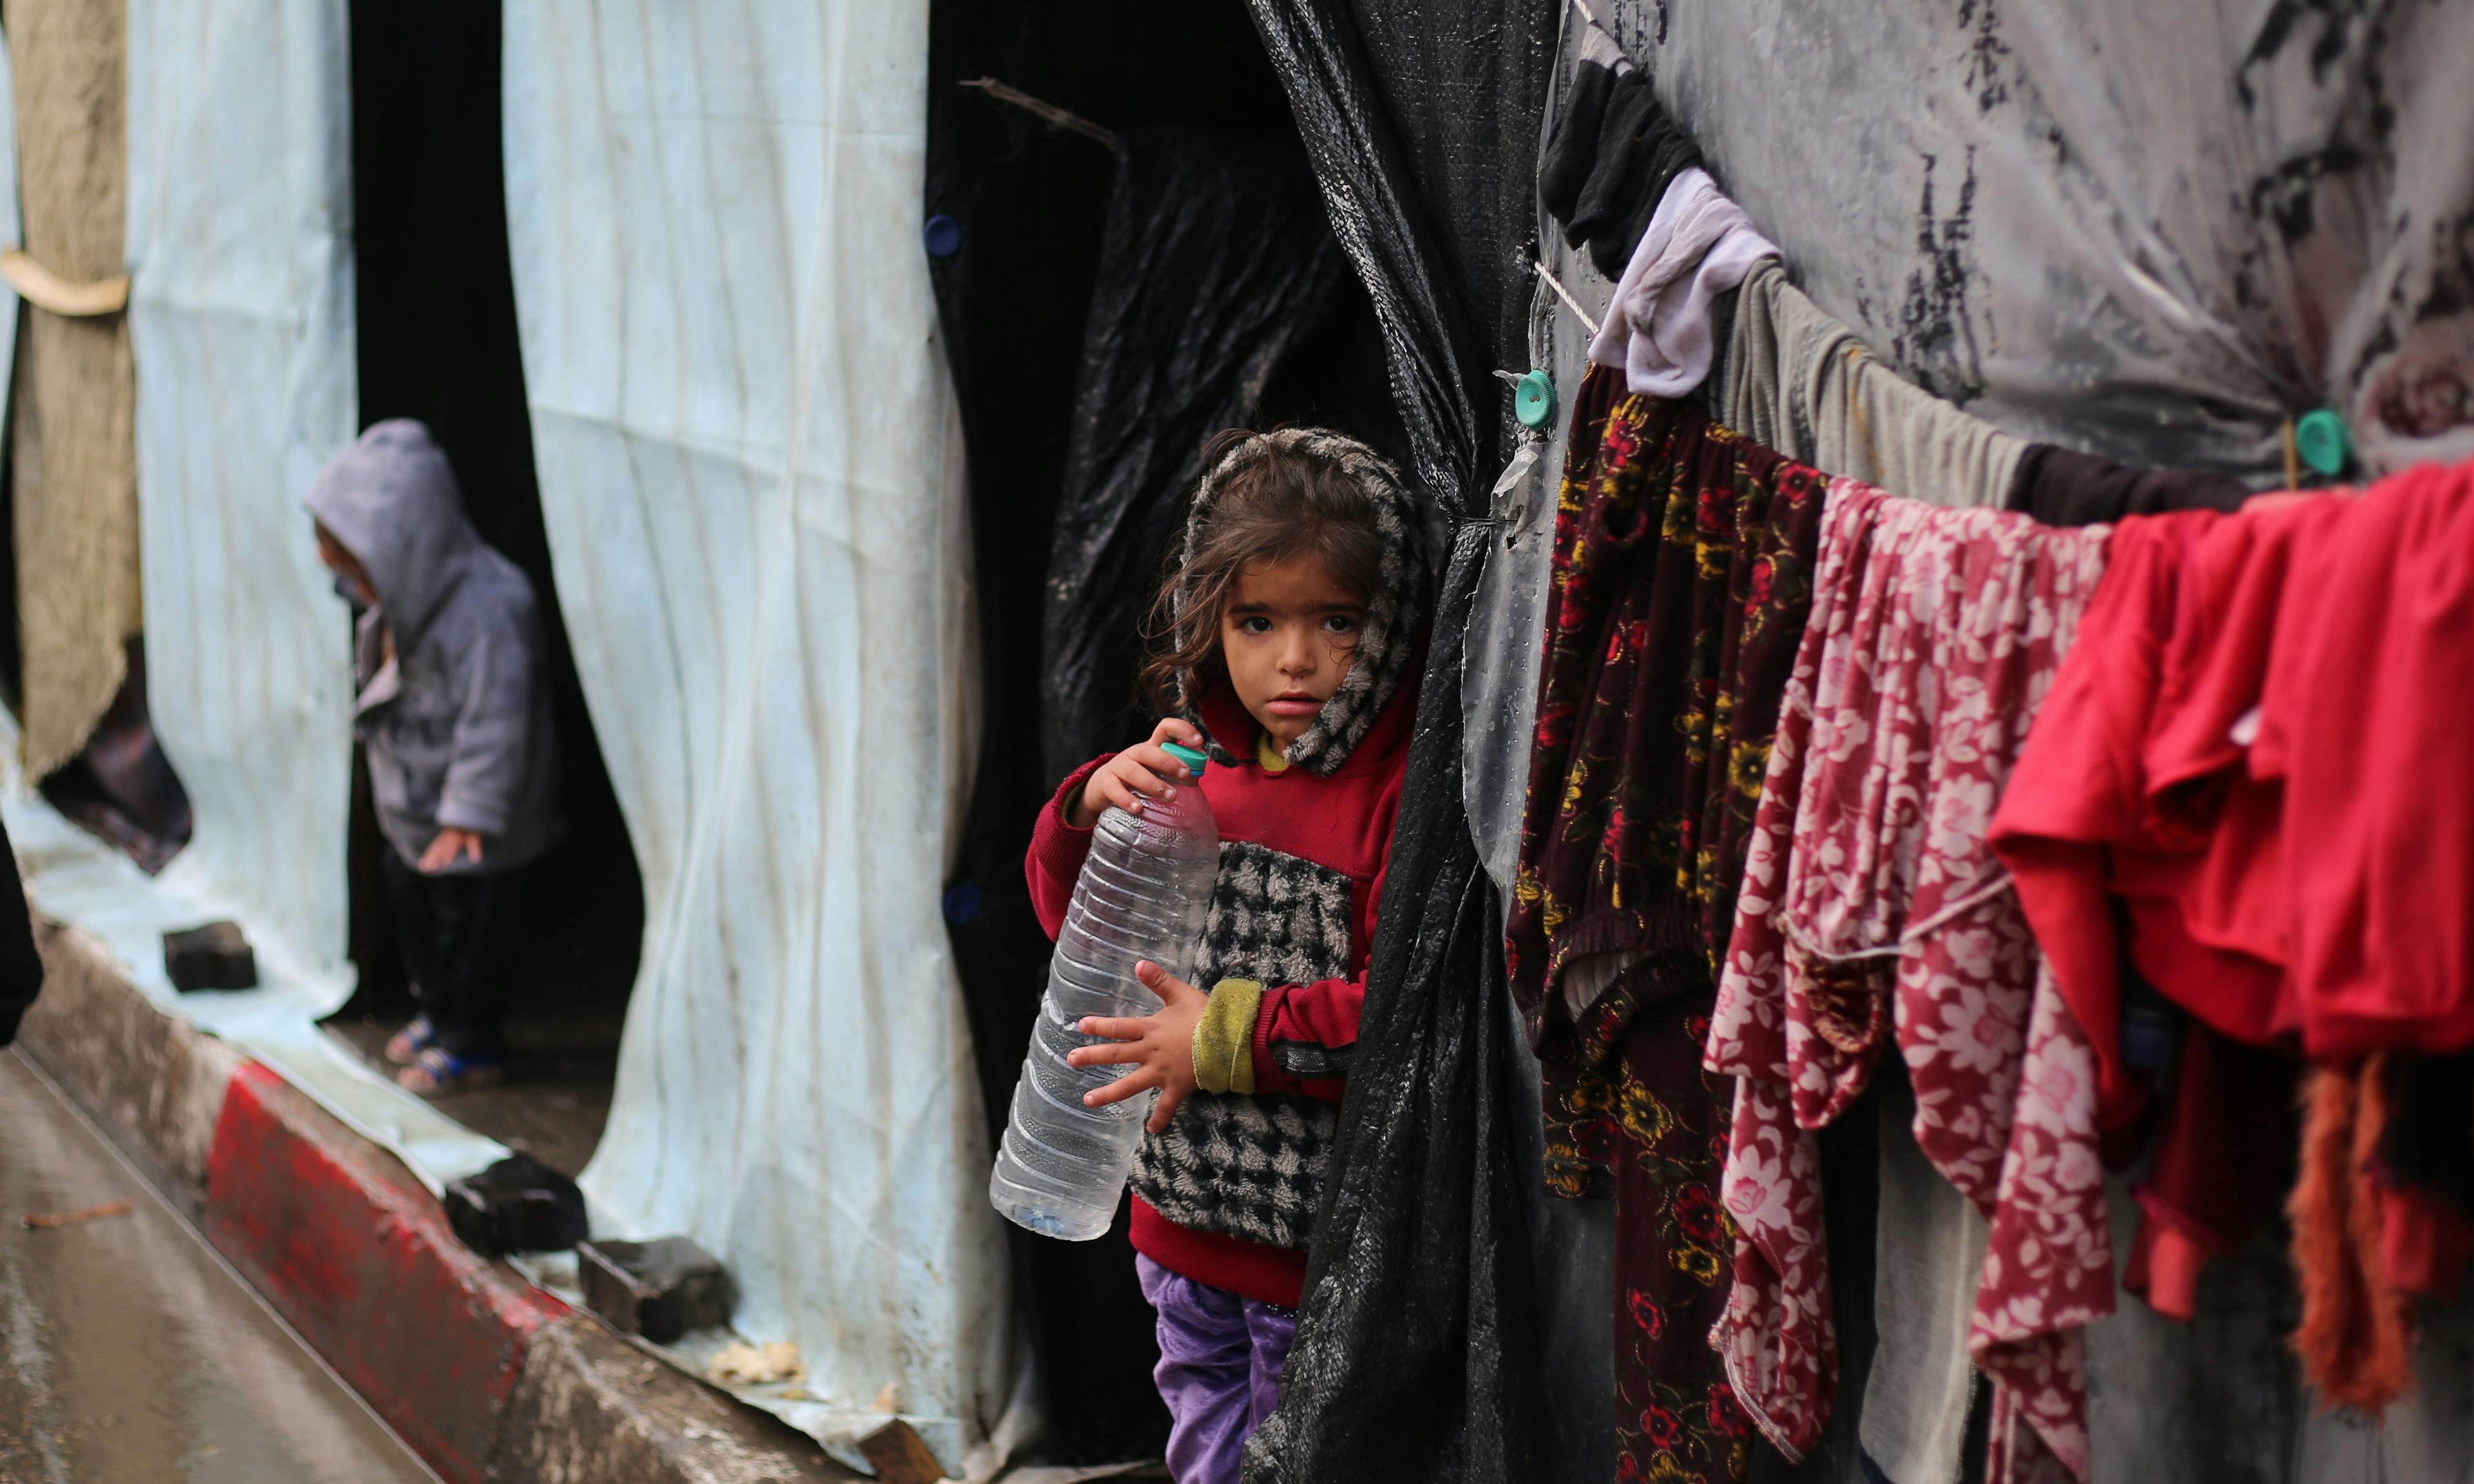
[1706,486,2114,1482]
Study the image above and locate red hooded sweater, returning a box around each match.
[1026,674,1412,1308]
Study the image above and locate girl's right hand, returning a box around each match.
[1067,718,1206,829]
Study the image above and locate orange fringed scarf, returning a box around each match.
[2287,1057,2416,1414]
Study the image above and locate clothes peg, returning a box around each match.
[1515,370,1559,430]
[2295,408,2350,478]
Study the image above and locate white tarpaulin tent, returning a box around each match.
[503,1,1006,1470]
[0,0,490,1172]
[126,0,357,991]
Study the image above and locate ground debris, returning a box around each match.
[704,1338,803,1387]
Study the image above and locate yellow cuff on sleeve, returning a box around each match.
[1191,978,1265,1095]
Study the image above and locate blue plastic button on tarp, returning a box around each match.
[942,881,983,925]
[1513,369,1557,430]
[923,213,963,259]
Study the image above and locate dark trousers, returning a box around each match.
[381,850,530,1058]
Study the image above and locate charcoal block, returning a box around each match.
[162,921,257,992]
[442,1153,588,1256]
[577,1237,735,1343]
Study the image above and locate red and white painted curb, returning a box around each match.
[15,918,846,1484]
[205,1061,570,1481]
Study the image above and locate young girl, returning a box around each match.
[1026,428,1429,1483]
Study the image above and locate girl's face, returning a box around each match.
[1219,553,1366,751]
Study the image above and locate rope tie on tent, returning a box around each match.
[1533,260,1599,337]
[957,77,1117,148]
[0,247,129,317]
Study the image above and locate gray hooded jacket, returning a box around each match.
[305,421,562,875]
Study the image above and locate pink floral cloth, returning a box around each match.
[1703,483,2116,1481]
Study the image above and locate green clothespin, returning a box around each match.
[2295,408,2350,478]
[1514,370,1558,430]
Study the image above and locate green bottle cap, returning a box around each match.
[1514,369,1558,430]
[1160,741,1207,772]
[2296,408,2350,477]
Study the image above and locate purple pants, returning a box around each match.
[1136,1255,1299,1484]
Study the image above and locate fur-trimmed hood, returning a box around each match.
[1167,428,1433,776]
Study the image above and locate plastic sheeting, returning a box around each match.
[8,0,365,1045]
[1461,266,1613,1484]
[126,0,357,1006]
[1039,128,1342,786]
[1240,3,1557,1481]
[501,5,1006,1473]
[0,0,507,1212]
[1618,0,2474,479]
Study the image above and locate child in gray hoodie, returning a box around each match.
[306,420,563,1094]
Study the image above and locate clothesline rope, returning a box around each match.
[1773,868,2020,966]
[1534,259,1601,338]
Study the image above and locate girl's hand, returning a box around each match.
[1068,961,1208,1132]
[1067,718,1206,829]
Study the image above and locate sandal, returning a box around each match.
[397,1046,506,1095]
[384,1014,437,1065]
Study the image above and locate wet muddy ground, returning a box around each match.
[0,1049,437,1483]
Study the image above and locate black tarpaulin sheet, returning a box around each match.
[1040,129,1344,785]
[1238,2,1559,1481]
[1245,527,1546,1484]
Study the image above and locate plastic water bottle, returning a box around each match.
[990,741,1220,1239]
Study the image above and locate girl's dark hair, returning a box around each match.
[1140,429,1390,715]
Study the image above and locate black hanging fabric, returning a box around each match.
[1538,49,1706,282]
[1040,129,1345,785]
[1247,525,1547,1484]
[0,810,44,1047]
[1238,2,1559,1480]
[2003,442,2254,527]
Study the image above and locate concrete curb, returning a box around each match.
[15,917,853,1484]
[15,919,243,1213]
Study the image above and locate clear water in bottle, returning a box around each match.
[990,743,1220,1239]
